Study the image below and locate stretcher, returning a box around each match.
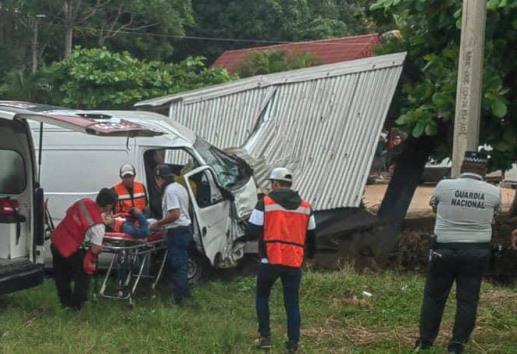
[95,231,167,306]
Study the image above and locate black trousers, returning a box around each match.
[51,245,91,310]
[419,245,490,346]
[256,263,302,345]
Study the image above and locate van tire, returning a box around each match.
[188,254,210,284]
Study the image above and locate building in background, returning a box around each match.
[211,34,381,74]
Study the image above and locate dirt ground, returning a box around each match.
[363,183,516,217]
[357,183,517,283]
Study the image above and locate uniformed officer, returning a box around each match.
[415,151,501,354]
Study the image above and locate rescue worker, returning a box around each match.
[150,164,192,305]
[112,164,148,215]
[248,167,316,353]
[415,151,501,354]
[51,187,117,310]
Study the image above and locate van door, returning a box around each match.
[0,113,44,295]
[183,166,231,266]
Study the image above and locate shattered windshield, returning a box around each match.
[194,138,252,189]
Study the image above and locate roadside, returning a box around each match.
[360,184,517,282]
[363,184,516,217]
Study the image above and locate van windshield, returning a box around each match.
[194,138,252,189]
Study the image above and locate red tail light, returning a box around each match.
[0,198,19,216]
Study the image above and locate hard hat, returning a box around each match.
[268,167,293,183]
[120,163,136,177]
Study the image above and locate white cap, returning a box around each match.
[120,164,136,177]
[268,167,293,183]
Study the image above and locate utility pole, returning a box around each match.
[31,14,46,73]
[451,0,487,177]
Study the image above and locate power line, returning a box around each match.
[75,25,290,44]
[73,25,378,46]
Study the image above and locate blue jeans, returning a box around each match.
[166,226,193,303]
[121,213,149,238]
[256,263,302,344]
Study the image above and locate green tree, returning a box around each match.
[38,0,193,59]
[236,50,321,77]
[0,47,232,109]
[174,0,378,63]
[371,0,517,170]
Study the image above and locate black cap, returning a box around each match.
[463,151,488,164]
[154,164,175,177]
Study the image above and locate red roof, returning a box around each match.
[211,33,381,74]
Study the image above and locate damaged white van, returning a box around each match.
[3,102,257,280]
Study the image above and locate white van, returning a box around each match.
[25,105,257,280]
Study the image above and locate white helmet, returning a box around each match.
[268,167,293,183]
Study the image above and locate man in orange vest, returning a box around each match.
[248,167,316,353]
[51,188,117,310]
[112,164,148,215]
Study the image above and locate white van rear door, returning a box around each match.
[15,112,163,137]
[183,166,231,266]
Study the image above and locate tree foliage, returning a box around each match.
[236,50,321,78]
[0,0,193,69]
[0,47,232,109]
[371,0,517,170]
[174,0,379,62]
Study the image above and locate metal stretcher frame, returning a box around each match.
[95,231,167,305]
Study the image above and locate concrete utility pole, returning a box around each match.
[451,0,487,177]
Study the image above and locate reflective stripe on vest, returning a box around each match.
[113,182,147,214]
[51,198,103,258]
[263,196,311,268]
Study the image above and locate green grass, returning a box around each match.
[0,268,516,353]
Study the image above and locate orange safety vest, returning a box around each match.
[113,181,147,214]
[263,195,311,268]
[51,198,104,258]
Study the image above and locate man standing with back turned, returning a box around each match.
[415,151,501,354]
[248,167,316,353]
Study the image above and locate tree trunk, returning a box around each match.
[64,26,73,57]
[376,135,435,256]
[63,0,74,58]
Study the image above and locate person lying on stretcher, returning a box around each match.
[103,208,150,238]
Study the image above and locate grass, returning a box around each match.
[0,268,516,353]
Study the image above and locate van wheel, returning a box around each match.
[188,254,209,284]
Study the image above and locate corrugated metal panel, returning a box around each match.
[137,53,406,210]
[171,88,273,148]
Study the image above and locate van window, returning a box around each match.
[187,169,224,208]
[194,138,252,189]
[0,150,26,194]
